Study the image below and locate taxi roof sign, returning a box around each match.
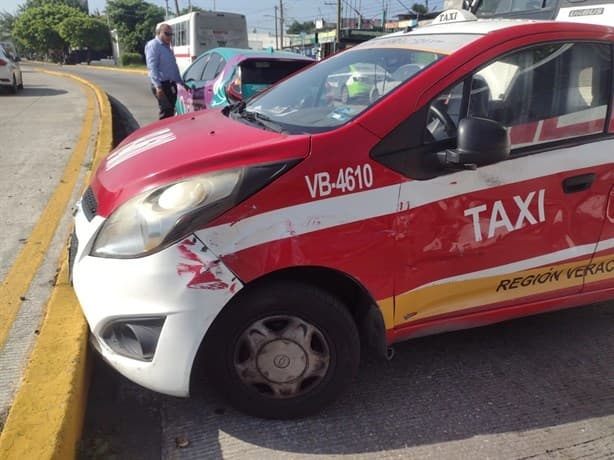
[432,9,478,25]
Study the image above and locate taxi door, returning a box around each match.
[371,40,613,329]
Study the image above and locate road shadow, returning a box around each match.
[0,86,67,97]
[79,302,614,459]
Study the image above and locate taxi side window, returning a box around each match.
[424,77,489,144]
[424,42,611,147]
[371,41,612,180]
[481,42,611,147]
[424,81,465,143]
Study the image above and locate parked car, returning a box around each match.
[326,62,391,103]
[71,11,614,419]
[0,46,23,94]
[368,62,426,102]
[175,47,314,114]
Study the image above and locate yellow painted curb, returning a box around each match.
[0,70,113,460]
[82,64,148,75]
[0,261,89,460]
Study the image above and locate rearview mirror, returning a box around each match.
[438,117,510,169]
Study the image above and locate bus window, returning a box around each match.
[473,0,556,17]
[159,11,248,74]
[470,0,613,24]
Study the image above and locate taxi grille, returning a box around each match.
[82,186,98,222]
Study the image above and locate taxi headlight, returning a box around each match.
[91,160,299,258]
[90,160,299,258]
[92,169,241,258]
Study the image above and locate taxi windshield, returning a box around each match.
[238,34,480,134]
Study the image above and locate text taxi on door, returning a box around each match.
[70,11,614,418]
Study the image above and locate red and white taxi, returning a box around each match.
[71,13,614,419]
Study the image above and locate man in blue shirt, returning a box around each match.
[145,23,185,119]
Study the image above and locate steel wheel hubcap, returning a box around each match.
[234,315,330,398]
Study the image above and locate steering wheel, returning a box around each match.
[428,104,457,138]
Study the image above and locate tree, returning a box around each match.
[286,20,315,34]
[13,3,87,59]
[411,3,428,15]
[0,11,16,41]
[19,0,88,14]
[58,16,110,51]
[106,0,165,55]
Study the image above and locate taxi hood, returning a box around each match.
[91,108,310,217]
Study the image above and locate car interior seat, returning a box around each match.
[468,76,491,118]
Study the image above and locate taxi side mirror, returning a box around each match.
[438,117,510,170]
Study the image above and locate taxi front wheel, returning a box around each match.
[201,281,360,419]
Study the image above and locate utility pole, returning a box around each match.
[274,5,279,49]
[336,0,341,53]
[382,0,387,32]
[279,0,284,50]
[174,0,180,16]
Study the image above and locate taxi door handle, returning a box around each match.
[562,173,596,194]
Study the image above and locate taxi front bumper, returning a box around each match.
[70,201,242,397]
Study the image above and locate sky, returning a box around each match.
[1,0,444,33]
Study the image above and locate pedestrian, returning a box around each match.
[145,23,186,119]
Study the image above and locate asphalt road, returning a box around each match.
[53,63,614,460]
[42,62,158,130]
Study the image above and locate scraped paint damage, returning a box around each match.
[177,238,230,290]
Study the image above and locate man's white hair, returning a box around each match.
[156,23,170,35]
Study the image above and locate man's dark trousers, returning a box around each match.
[152,80,177,119]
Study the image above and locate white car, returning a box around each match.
[0,46,23,94]
[369,62,426,102]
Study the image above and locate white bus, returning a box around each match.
[463,0,613,25]
[159,11,248,73]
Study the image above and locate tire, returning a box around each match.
[202,281,360,419]
[340,85,349,104]
[369,87,380,103]
[9,75,17,94]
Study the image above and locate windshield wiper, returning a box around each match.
[240,109,284,133]
[226,101,284,133]
[223,100,245,116]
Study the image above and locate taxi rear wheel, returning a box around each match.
[202,281,360,419]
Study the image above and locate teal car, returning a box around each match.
[176,47,314,114]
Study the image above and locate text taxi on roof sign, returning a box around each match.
[70,11,614,418]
